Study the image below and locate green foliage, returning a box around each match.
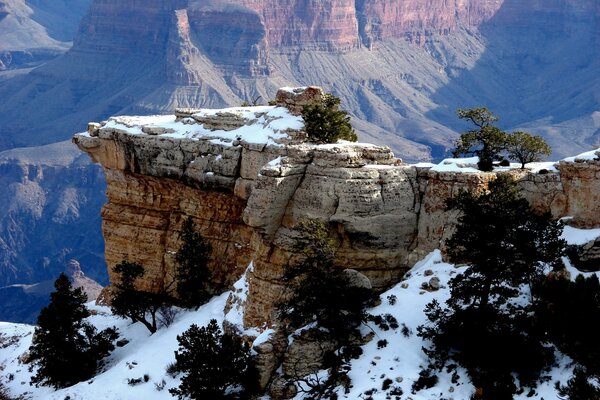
[277,219,376,397]
[278,219,376,340]
[557,367,600,400]
[418,176,566,399]
[536,274,600,375]
[169,319,258,400]
[302,94,357,144]
[175,217,212,309]
[453,107,508,171]
[111,261,171,333]
[506,131,552,168]
[28,273,118,388]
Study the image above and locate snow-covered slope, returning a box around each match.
[2,224,599,400]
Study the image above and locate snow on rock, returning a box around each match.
[561,225,600,245]
[0,251,589,400]
[562,147,600,163]
[95,105,305,148]
[430,156,480,172]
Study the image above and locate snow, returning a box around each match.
[561,225,600,245]
[0,294,230,400]
[426,157,559,173]
[562,147,600,163]
[0,251,592,399]
[430,156,480,173]
[91,106,304,148]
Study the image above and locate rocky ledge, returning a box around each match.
[73,87,600,331]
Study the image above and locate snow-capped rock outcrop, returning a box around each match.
[73,87,600,330]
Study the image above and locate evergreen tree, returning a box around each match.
[278,219,376,341]
[536,274,600,375]
[174,217,212,308]
[28,273,118,388]
[169,319,257,399]
[506,131,552,168]
[557,367,600,400]
[111,261,169,333]
[452,107,508,171]
[302,93,357,143]
[418,176,566,399]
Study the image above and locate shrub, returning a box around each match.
[556,367,600,400]
[169,319,258,399]
[302,93,357,143]
[28,273,118,388]
[535,274,600,374]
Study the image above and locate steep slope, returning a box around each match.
[0,0,91,70]
[0,141,107,286]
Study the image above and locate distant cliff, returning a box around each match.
[0,141,107,286]
[2,0,598,161]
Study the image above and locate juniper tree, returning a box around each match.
[278,219,376,341]
[28,273,118,388]
[453,107,508,171]
[506,131,552,168]
[418,175,566,399]
[169,319,257,399]
[302,93,357,143]
[111,261,169,333]
[174,217,212,309]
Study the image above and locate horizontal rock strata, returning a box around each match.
[74,87,600,331]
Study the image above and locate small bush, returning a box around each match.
[169,319,258,399]
[411,370,438,393]
[302,93,357,143]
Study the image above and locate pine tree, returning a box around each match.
[302,93,357,143]
[169,319,257,399]
[418,176,566,399]
[278,219,375,340]
[28,273,118,388]
[174,217,212,308]
[111,261,169,333]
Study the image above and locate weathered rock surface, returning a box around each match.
[74,87,600,330]
[75,87,600,394]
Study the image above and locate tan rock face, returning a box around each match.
[558,157,600,228]
[101,169,254,292]
[74,87,600,332]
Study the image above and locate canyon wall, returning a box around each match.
[74,87,600,330]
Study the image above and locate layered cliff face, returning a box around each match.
[0,141,107,287]
[74,87,600,331]
[2,0,597,161]
[0,0,91,70]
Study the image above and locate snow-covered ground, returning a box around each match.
[423,145,599,173]
[80,106,305,148]
[1,225,599,399]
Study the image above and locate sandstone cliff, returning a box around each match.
[74,87,600,330]
[73,86,600,394]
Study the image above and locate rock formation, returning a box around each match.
[74,86,600,326]
[0,141,107,287]
[74,86,600,394]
